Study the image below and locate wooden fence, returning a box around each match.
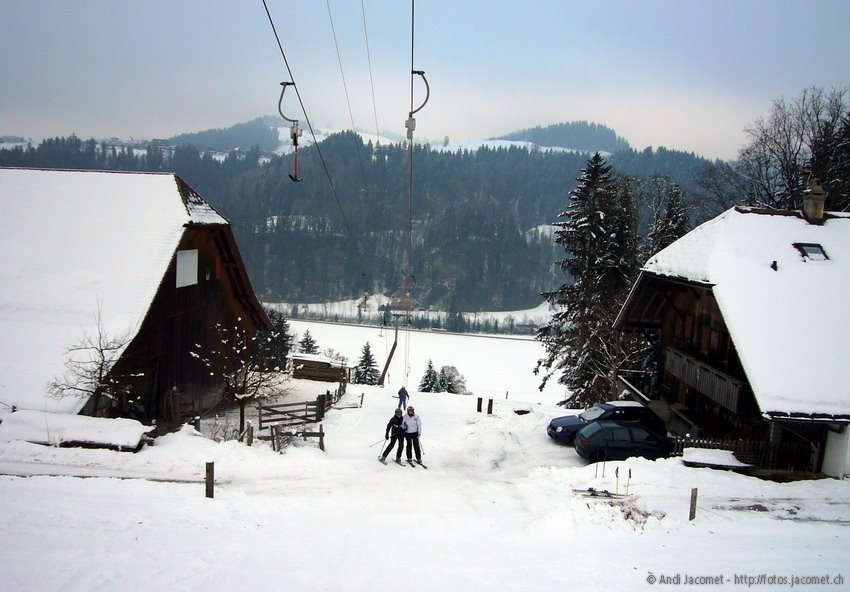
[257,385,346,451]
[673,437,815,472]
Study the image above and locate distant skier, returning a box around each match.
[402,405,423,464]
[380,408,405,463]
[397,385,409,410]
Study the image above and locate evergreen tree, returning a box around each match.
[418,359,438,392]
[439,365,467,394]
[536,153,644,407]
[643,176,690,261]
[353,342,380,385]
[298,330,319,354]
[435,367,448,393]
[260,308,293,371]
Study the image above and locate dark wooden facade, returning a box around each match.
[291,354,350,383]
[615,272,825,472]
[84,218,270,423]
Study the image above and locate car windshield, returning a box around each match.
[579,405,605,422]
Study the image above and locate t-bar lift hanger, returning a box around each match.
[278,81,303,182]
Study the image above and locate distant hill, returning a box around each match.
[165,116,280,152]
[493,121,630,153]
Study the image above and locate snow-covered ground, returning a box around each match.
[1,382,848,591]
[1,323,848,591]
[287,318,567,405]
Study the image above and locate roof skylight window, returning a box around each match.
[793,242,829,261]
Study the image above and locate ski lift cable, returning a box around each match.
[325,0,370,194]
[401,0,428,387]
[261,0,356,243]
[360,0,381,143]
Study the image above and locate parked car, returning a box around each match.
[546,401,664,444]
[573,420,674,462]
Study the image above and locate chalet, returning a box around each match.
[0,168,270,423]
[614,185,850,477]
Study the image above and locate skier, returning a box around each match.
[402,405,423,464]
[379,408,405,463]
[397,385,409,410]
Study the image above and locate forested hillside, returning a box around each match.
[495,121,630,153]
[0,124,721,311]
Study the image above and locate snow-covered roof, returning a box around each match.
[643,206,850,418]
[290,352,347,368]
[0,168,228,414]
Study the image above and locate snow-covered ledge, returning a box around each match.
[0,410,153,451]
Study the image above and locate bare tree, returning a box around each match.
[48,308,133,417]
[191,319,288,432]
[735,86,848,210]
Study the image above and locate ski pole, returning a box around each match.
[370,438,385,447]
[615,467,619,494]
[626,468,632,495]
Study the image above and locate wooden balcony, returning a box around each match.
[664,347,745,413]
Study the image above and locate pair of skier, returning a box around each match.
[380,405,422,464]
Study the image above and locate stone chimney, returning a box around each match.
[802,178,826,224]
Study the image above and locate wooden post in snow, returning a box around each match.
[689,488,698,520]
[205,462,215,499]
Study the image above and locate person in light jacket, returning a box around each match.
[380,408,405,462]
[402,405,422,463]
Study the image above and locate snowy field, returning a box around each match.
[1,323,849,591]
[288,318,569,406]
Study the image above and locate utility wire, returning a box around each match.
[261,0,356,244]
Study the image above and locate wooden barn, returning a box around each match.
[290,352,351,384]
[614,191,850,477]
[0,168,270,422]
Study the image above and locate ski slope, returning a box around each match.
[1,382,848,591]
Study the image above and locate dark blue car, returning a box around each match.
[546,401,664,444]
[574,420,674,462]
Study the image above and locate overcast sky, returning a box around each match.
[2,0,849,160]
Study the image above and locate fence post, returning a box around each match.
[246,421,253,447]
[487,399,494,415]
[477,397,482,412]
[319,424,325,452]
[205,462,215,499]
[316,394,326,420]
[194,415,201,432]
[689,488,698,521]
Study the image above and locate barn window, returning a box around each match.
[793,242,828,261]
[176,249,198,288]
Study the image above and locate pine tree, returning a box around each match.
[353,342,380,385]
[536,153,644,407]
[643,176,690,262]
[418,359,438,392]
[439,365,467,394]
[435,367,448,393]
[260,308,293,371]
[298,330,319,354]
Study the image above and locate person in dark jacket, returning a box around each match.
[380,408,405,462]
[397,386,409,410]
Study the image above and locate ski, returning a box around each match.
[572,488,630,499]
[414,460,428,469]
[406,460,418,467]
[394,459,404,466]
[378,456,387,465]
